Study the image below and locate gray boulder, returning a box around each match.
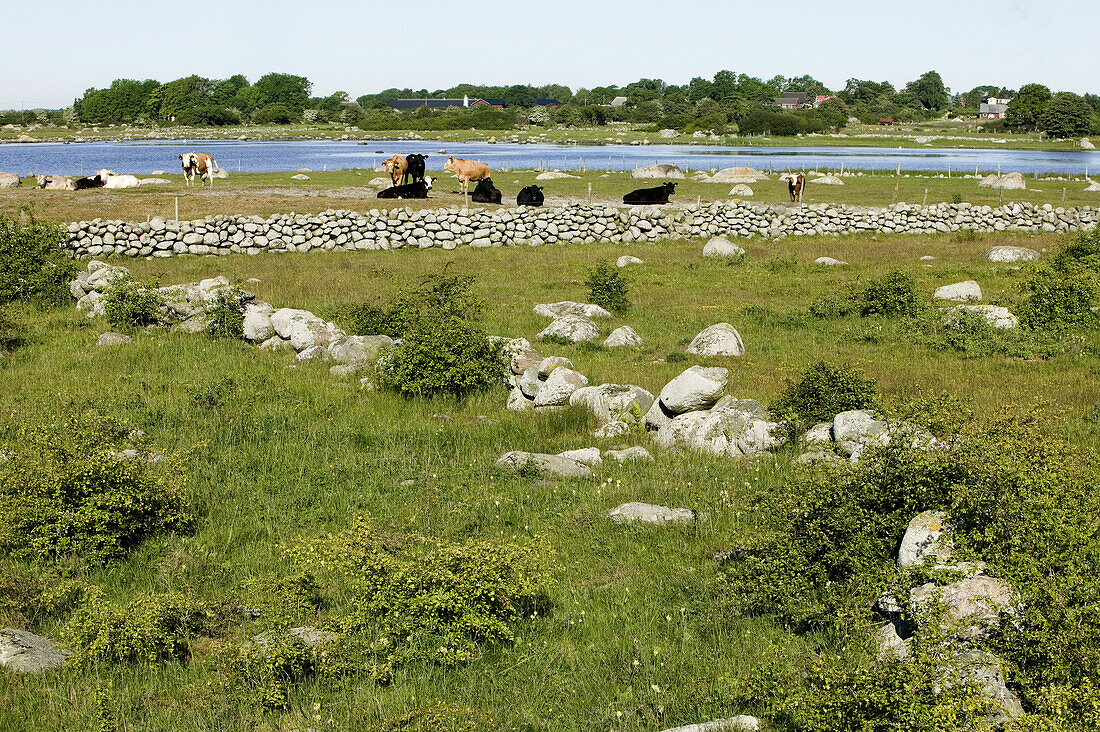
[949,304,1018,329]
[631,164,684,180]
[603,326,642,348]
[657,366,728,415]
[832,410,889,458]
[538,316,601,343]
[243,302,276,342]
[507,387,535,412]
[875,622,910,660]
[685,323,745,357]
[910,575,1017,638]
[533,367,588,407]
[0,172,20,188]
[495,451,592,478]
[984,246,1040,263]
[898,511,953,569]
[559,447,603,467]
[258,336,295,353]
[537,356,574,379]
[608,502,697,525]
[617,255,644,268]
[814,256,849,266]
[518,366,543,399]
[702,236,745,258]
[534,301,613,319]
[957,650,1025,724]
[659,716,760,732]
[96,332,132,346]
[330,335,393,368]
[570,383,654,424]
[294,345,331,363]
[934,281,982,302]
[0,628,70,672]
[606,446,654,463]
[803,422,833,446]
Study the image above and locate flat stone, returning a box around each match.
[617,255,644,267]
[657,366,728,415]
[0,628,70,673]
[605,446,654,463]
[608,502,697,525]
[96,332,132,346]
[814,256,848,266]
[534,301,613,319]
[934,280,982,302]
[659,717,760,732]
[558,447,603,467]
[984,246,1040,263]
[898,511,953,568]
[495,451,592,478]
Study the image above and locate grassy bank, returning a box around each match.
[0,225,1097,729]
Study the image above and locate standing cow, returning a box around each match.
[382,155,408,187]
[179,152,218,187]
[782,173,805,202]
[443,156,491,199]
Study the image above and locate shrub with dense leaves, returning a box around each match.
[383,316,503,398]
[1017,265,1098,331]
[343,268,484,339]
[102,274,165,329]
[858,270,922,317]
[0,414,193,564]
[204,287,246,338]
[585,259,630,315]
[770,360,877,426]
[0,212,75,306]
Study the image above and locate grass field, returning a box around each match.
[1,220,1098,729]
[3,168,1098,225]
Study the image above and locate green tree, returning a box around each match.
[1006,83,1052,130]
[251,73,311,115]
[1040,92,1093,138]
[904,70,949,110]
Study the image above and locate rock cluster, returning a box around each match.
[796,409,935,463]
[61,202,1097,259]
[495,445,653,478]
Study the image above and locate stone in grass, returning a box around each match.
[537,316,601,343]
[983,246,1040,263]
[537,356,574,379]
[603,326,642,348]
[702,236,745,258]
[558,447,602,467]
[608,502,698,525]
[658,717,760,732]
[685,323,745,357]
[832,409,889,458]
[96,332,132,346]
[933,281,982,302]
[507,387,534,412]
[495,451,592,478]
[616,255,644,268]
[0,628,70,673]
[252,626,335,649]
[949,304,1018,329]
[605,446,653,463]
[814,256,848,266]
[533,368,588,408]
[897,511,953,569]
[534,301,613,319]
[657,366,728,415]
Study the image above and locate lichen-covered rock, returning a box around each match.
[495,451,592,478]
[702,236,745,258]
[909,575,1017,638]
[329,335,393,368]
[570,384,654,424]
[657,366,728,415]
[685,323,745,357]
[659,716,760,732]
[0,628,70,673]
[608,502,697,525]
[617,255,644,268]
[832,409,889,458]
[983,246,1040,263]
[898,511,953,569]
[533,367,588,407]
[243,302,276,342]
[934,280,982,302]
[534,301,613,319]
[603,326,642,347]
[605,446,653,463]
[537,316,601,343]
[96,332,132,346]
[948,304,1018,329]
[559,447,602,467]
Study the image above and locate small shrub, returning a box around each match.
[204,287,246,339]
[770,360,877,426]
[1017,264,1098,330]
[951,193,963,204]
[665,351,688,363]
[102,274,165,329]
[0,413,193,564]
[343,300,411,339]
[0,211,75,306]
[808,294,856,319]
[342,268,484,339]
[585,260,630,315]
[380,705,496,732]
[65,591,222,666]
[1051,227,1100,272]
[383,317,503,398]
[0,563,92,625]
[576,340,606,353]
[232,572,325,628]
[859,270,922,317]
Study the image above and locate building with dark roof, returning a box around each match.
[774,92,809,109]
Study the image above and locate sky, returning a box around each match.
[2,0,1098,109]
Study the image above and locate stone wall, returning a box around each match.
[63,201,1099,259]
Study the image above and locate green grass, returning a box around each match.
[0,229,1098,730]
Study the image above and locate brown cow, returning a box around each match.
[443,156,491,198]
[382,155,408,187]
[782,173,805,202]
[179,152,218,187]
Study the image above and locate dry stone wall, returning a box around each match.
[63,201,1098,259]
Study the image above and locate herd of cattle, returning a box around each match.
[29,150,809,205]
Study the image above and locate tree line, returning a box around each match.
[4,70,1097,138]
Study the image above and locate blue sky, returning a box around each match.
[2,0,1097,109]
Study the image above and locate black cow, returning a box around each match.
[377,176,433,199]
[516,185,544,206]
[73,174,106,190]
[470,177,502,204]
[405,153,429,184]
[623,181,676,205]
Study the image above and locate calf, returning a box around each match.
[782,173,805,202]
[623,181,676,205]
[443,156,491,198]
[382,155,408,186]
[73,174,106,190]
[405,153,429,184]
[179,152,218,187]
[516,185,544,207]
[34,175,74,190]
[470,177,502,204]
[376,176,433,199]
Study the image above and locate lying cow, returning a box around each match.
[96,170,142,189]
[623,181,676,205]
[35,174,75,190]
[443,156,491,198]
[179,152,218,187]
[73,174,106,190]
[405,153,428,184]
[516,185,544,207]
[382,155,408,187]
[376,176,433,199]
[470,178,502,204]
[782,173,805,202]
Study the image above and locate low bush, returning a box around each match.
[0,413,193,564]
[858,270,922,317]
[770,361,877,426]
[585,259,630,315]
[383,316,503,398]
[1017,264,1098,331]
[102,274,165,329]
[0,211,75,306]
[204,287,246,339]
[342,268,484,340]
[1051,228,1100,272]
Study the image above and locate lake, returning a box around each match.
[2,139,1098,177]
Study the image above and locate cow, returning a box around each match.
[443,156,491,198]
[34,175,74,190]
[376,176,433,199]
[96,170,142,189]
[73,174,106,190]
[470,178,502,204]
[782,173,805,202]
[516,185,544,207]
[623,182,676,205]
[179,152,218,187]
[382,155,408,187]
[405,153,428,184]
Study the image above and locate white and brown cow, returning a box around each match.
[35,174,75,190]
[179,152,218,187]
[782,173,805,202]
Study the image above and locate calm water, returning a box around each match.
[2,139,1098,177]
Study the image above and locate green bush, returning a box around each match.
[859,270,922,317]
[232,572,325,628]
[342,268,484,340]
[808,294,856,319]
[204,287,246,339]
[0,212,76,306]
[1016,265,1097,330]
[1051,228,1100,272]
[102,274,165,329]
[0,413,193,564]
[770,361,877,426]
[65,591,222,666]
[585,260,630,315]
[0,563,92,626]
[293,522,551,668]
[383,316,502,398]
